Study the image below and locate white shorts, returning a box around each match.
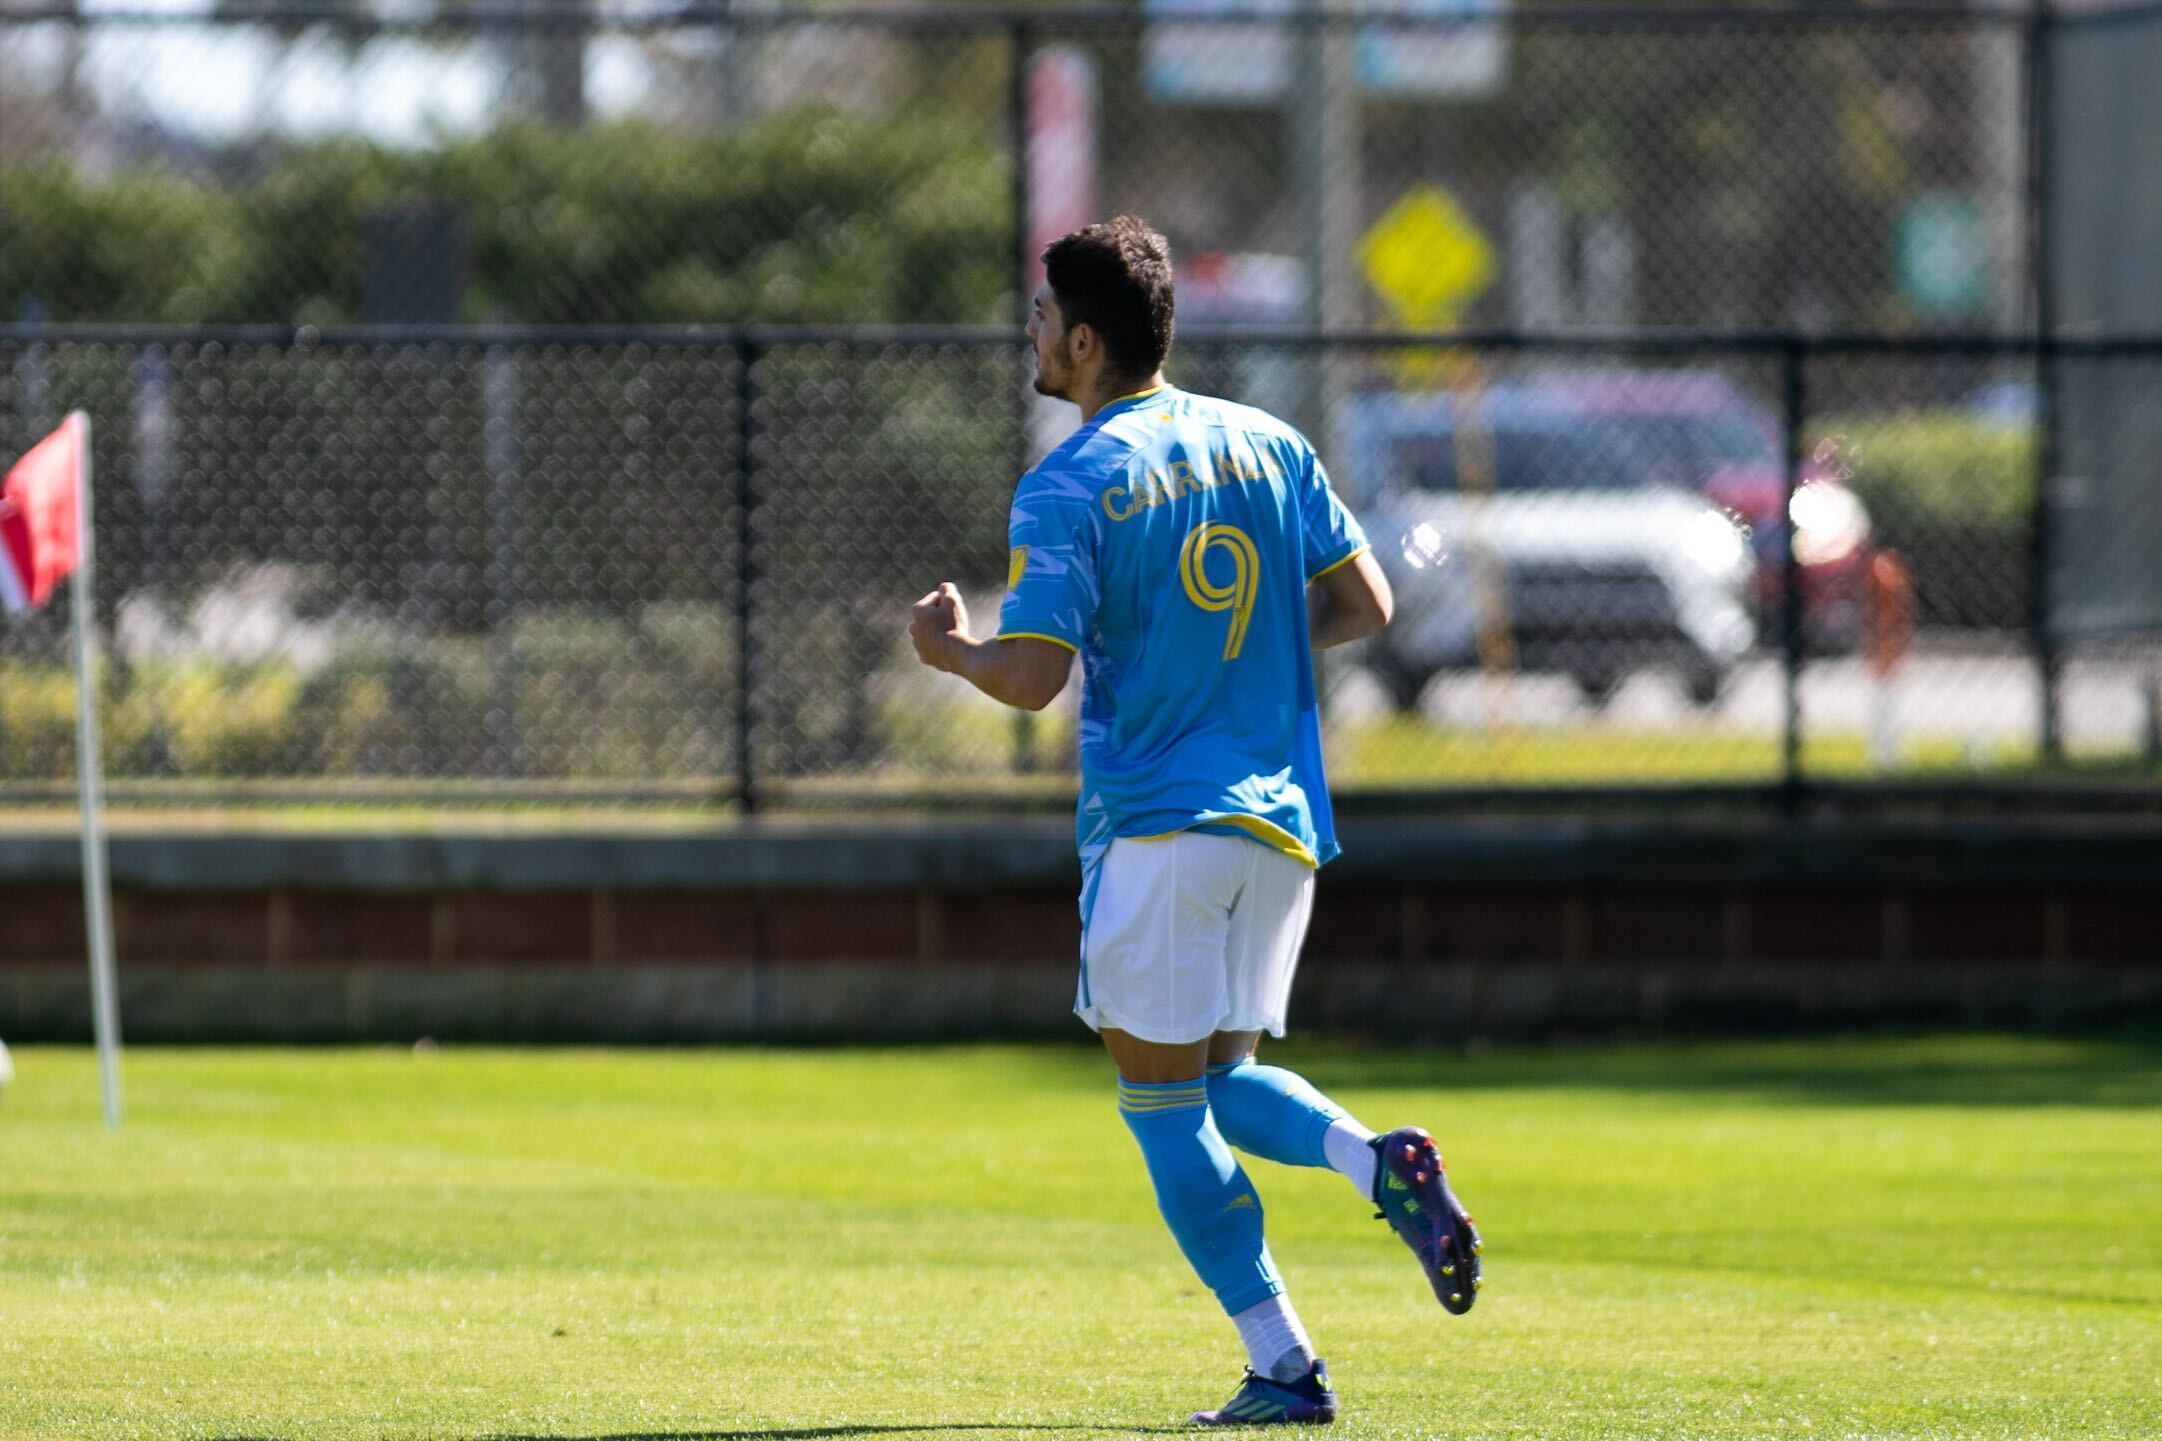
[1074,830,1318,1045]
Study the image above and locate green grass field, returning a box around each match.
[4,1037,2159,1440]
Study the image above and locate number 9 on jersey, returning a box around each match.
[1179,521,1259,661]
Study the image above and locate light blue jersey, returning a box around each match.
[998,384,1368,873]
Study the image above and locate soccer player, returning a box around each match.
[908,216,1481,1427]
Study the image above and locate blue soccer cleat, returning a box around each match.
[1190,1359,1337,1427]
[1370,1125,1483,1315]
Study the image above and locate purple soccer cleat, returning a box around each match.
[1370,1125,1483,1315]
[1190,1360,1336,1427]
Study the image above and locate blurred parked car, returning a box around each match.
[1543,369,1875,652]
[1964,378,2038,429]
[1334,387,1757,710]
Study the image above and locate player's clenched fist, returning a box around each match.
[909,581,973,672]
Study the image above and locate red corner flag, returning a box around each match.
[0,413,86,614]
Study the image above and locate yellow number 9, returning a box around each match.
[1179,522,1260,660]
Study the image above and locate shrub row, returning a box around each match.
[0,609,733,782]
[0,604,1055,784]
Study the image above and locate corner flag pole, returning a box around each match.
[67,410,123,1127]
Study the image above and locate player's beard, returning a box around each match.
[1031,337,1073,401]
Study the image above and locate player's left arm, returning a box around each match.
[910,581,1073,711]
[1295,443,1387,647]
[1308,548,1393,649]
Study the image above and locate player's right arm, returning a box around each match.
[986,458,1101,694]
[1308,549,1393,650]
[910,581,1073,711]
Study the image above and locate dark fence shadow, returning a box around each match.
[487,1426,1191,1441]
[1276,1029,2162,1110]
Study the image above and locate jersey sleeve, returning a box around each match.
[1298,447,1371,581]
[996,464,1101,653]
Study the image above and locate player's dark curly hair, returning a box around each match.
[1042,216,1176,384]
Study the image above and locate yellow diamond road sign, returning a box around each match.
[1359,185,1495,325]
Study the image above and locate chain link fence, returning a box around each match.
[2,4,2158,813]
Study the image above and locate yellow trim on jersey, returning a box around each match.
[1125,818,1320,869]
[1208,814,1321,868]
[1309,544,1371,581]
[998,631,1079,654]
[1106,384,1166,407]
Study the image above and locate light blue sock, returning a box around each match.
[1117,1078,1284,1317]
[1204,1057,1349,1170]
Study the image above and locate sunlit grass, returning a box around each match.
[3,1036,2158,1439]
[1329,716,2044,786]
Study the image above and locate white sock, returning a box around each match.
[1323,1117,1378,1201]
[1231,1293,1317,1382]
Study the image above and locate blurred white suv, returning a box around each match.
[1333,387,1757,709]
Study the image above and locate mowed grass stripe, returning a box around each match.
[1,1037,2157,1440]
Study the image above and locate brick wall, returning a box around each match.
[1,820,2157,1042]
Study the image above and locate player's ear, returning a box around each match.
[1067,321,1096,365]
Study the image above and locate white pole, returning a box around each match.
[68,410,123,1127]
[1869,671,1899,774]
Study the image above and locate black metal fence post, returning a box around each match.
[482,342,525,779]
[735,333,761,814]
[1781,338,1807,812]
[1010,18,1033,305]
[1008,17,1038,775]
[2026,0,2064,763]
